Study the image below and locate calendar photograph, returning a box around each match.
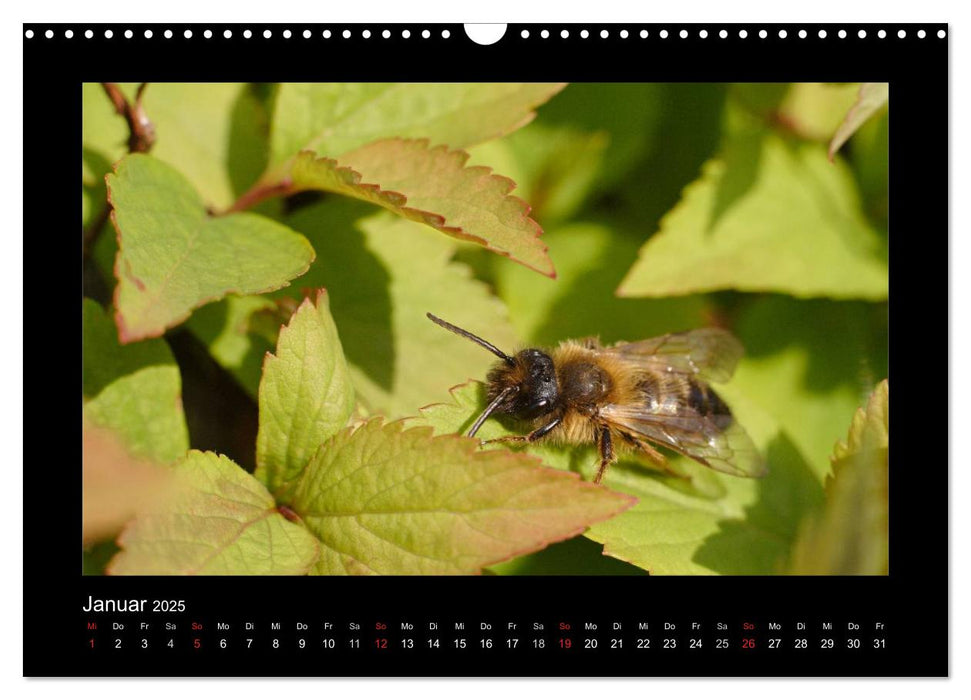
[81,81,889,577]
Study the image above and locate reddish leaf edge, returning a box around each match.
[105,164,316,345]
[292,139,556,278]
[289,417,638,575]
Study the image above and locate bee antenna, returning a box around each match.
[467,386,516,438]
[426,313,514,364]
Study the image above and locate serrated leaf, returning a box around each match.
[108,154,315,342]
[415,382,823,574]
[466,122,609,225]
[829,83,889,160]
[109,451,320,575]
[834,379,889,460]
[290,140,552,276]
[267,83,565,179]
[284,201,519,418]
[788,381,889,574]
[287,420,634,575]
[82,298,188,463]
[255,290,355,493]
[617,129,888,300]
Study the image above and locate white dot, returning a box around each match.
[323,30,331,38]
[24,29,33,38]
[858,30,867,38]
[144,29,152,38]
[85,29,93,38]
[441,29,450,38]
[600,29,608,38]
[382,29,390,38]
[402,29,410,38]
[422,29,430,38]
[660,29,668,39]
[243,29,252,38]
[362,29,371,39]
[620,29,628,38]
[819,29,827,38]
[779,29,787,38]
[699,29,708,39]
[719,29,727,38]
[640,29,648,38]
[45,29,53,39]
[342,29,351,38]
[104,29,113,38]
[541,29,550,39]
[223,29,232,38]
[204,29,212,38]
[878,29,886,38]
[739,29,747,38]
[561,29,569,39]
[759,29,767,38]
[897,29,906,38]
[164,29,172,38]
[184,29,192,39]
[918,29,926,38]
[126,29,134,38]
[838,29,847,38]
[799,29,807,38]
[264,29,272,39]
[581,29,589,38]
[65,29,73,38]
[303,29,311,38]
[283,29,291,38]
[938,29,946,38]
[520,29,529,38]
[680,29,688,39]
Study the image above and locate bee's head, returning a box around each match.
[426,313,559,436]
[487,349,559,421]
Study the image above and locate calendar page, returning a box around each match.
[24,22,946,677]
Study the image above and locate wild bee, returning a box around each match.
[428,313,765,484]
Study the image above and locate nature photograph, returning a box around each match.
[81,82,889,576]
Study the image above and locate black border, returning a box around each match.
[25,22,948,677]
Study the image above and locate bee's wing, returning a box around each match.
[601,402,766,478]
[601,328,744,383]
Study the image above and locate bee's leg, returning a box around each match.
[593,426,615,484]
[481,415,562,446]
[621,433,690,480]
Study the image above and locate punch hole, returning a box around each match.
[937,29,946,38]
[464,24,506,45]
[917,29,926,38]
[25,29,34,38]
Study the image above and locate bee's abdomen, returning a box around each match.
[686,379,733,428]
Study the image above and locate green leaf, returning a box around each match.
[109,451,320,575]
[267,83,566,179]
[778,83,862,142]
[108,154,315,342]
[184,295,277,399]
[290,140,553,276]
[82,299,188,463]
[618,128,888,300]
[492,223,709,346]
[414,381,824,574]
[731,297,887,482]
[255,290,356,493]
[466,123,609,225]
[788,381,888,574]
[286,420,634,575]
[829,83,889,160]
[284,201,519,419]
